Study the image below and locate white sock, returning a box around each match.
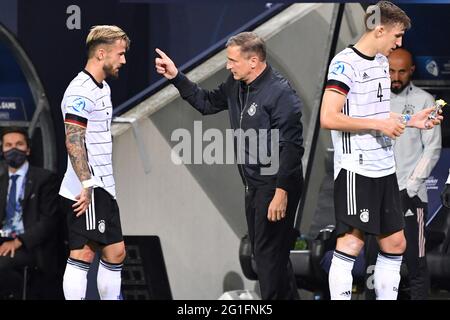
[63,258,90,300]
[97,259,123,300]
[329,250,356,300]
[374,251,402,300]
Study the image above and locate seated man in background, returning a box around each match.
[0,127,59,299]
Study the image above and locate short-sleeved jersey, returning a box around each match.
[59,70,116,200]
[326,46,394,179]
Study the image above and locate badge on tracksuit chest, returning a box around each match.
[247,102,258,116]
[240,100,270,130]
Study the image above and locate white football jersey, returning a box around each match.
[326,46,395,179]
[60,70,116,200]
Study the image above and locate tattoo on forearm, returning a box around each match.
[65,123,91,182]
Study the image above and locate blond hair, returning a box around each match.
[86,25,130,58]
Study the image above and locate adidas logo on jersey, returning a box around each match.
[340,290,352,297]
[362,72,370,80]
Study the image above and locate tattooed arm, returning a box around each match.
[65,123,92,217]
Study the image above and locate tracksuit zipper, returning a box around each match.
[239,85,250,193]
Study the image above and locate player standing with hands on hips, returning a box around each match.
[60,25,130,300]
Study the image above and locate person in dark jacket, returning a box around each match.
[0,127,59,298]
[155,31,304,300]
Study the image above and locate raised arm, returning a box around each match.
[155,48,228,115]
[155,48,178,80]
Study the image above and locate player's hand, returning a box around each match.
[267,188,288,222]
[379,118,405,139]
[155,48,178,80]
[0,239,21,258]
[442,184,450,209]
[73,187,92,217]
[409,107,443,129]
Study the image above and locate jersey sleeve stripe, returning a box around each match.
[65,113,88,128]
[326,80,350,95]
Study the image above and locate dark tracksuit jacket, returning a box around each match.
[170,64,304,190]
[170,64,304,299]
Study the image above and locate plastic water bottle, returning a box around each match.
[383,114,410,145]
[399,113,411,125]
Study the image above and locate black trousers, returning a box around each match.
[400,191,429,300]
[0,246,34,298]
[245,182,302,300]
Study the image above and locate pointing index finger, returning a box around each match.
[155,48,168,59]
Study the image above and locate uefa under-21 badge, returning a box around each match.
[330,62,345,75]
[69,97,86,112]
[247,102,258,116]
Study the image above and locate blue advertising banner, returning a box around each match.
[0,97,27,121]
[0,42,35,122]
[426,148,450,224]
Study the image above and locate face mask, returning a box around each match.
[3,148,27,169]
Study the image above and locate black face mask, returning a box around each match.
[3,148,28,169]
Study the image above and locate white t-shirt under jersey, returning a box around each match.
[59,70,116,201]
[326,46,395,179]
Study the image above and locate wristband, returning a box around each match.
[81,179,95,189]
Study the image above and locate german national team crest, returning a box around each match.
[247,102,258,116]
[360,209,369,223]
[402,104,415,115]
[98,220,106,233]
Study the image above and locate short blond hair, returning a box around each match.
[86,25,130,58]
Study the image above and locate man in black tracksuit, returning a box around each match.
[155,32,304,299]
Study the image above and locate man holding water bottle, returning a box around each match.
[389,47,442,299]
